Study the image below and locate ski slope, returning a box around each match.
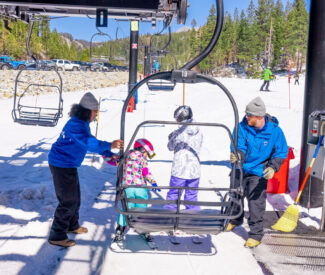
[0,76,322,275]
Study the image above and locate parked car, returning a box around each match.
[53,59,80,71]
[72,61,92,71]
[0,56,26,70]
[26,60,57,71]
[104,63,128,72]
[0,61,13,70]
[91,62,109,72]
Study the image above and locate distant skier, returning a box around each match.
[260,67,273,92]
[111,138,160,243]
[153,60,160,73]
[165,106,203,210]
[294,73,299,85]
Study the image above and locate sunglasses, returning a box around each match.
[246,113,254,118]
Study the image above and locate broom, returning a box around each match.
[271,134,324,232]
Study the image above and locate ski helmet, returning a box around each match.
[174,105,193,122]
[134,138,155,159]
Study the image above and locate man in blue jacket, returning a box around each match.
[48,92,123,247]
[227,97,288,248]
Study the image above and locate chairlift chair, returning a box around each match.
[147,26,176,91]
[90,28,112,62]
[116,72,244,235]
[113,26,128,62]
[12,19,63,127]
[12,71,63,127]
[115,0,244,236]
[147,50,177,91]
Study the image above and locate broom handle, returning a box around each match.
[295,135,324,203]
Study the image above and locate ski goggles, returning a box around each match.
[245,113,254,118]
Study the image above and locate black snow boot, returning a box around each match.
[113,225,126,243]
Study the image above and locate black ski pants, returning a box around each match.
[230,170,268,241]
[49,165,81,241]
[260,80,270,91]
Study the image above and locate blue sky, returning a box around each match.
[50,0,310,42]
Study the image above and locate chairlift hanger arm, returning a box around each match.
[26,18,37,63]
[150,25,171,54]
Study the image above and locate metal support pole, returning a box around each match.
[128,20,139,110]
[144,45,150,76]
[321,177,325,230]
[299,0,325,211]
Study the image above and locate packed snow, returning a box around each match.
[0,75,323,275]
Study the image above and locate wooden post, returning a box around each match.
[92,97,101,163]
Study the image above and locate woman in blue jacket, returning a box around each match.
[48,92,123,247]
[227,97,288,248]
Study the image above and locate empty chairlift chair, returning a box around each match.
[12,68,63,127]
[12,19,63,127]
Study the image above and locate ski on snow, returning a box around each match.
[140,234,158,250]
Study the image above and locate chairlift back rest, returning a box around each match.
[147,79,175,91]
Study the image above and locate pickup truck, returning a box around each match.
[0,56,26,70]
[52,59,80,71]
[72,61,92,71]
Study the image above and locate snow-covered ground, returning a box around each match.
[0,76,322,275]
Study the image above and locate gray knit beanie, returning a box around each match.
[245,97,266,117]
[79,92,99,110]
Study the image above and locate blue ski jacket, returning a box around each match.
[231,115,288,177]
[48,116,113,168]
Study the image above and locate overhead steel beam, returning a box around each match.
[0,0,180,23]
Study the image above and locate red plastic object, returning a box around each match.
[267,147,295,194]
[127,97,135,112]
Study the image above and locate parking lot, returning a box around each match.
[0,56,128,72]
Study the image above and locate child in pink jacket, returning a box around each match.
[108,138,159,243]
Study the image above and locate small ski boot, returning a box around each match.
[168,231,181,245]
[112,225,126,243]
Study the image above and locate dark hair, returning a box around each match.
[69,104,91,121]
[134,146,146,154]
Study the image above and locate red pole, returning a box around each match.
[288,58,291,110]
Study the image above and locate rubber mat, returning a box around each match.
[254,233,325,274]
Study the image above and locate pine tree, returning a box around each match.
[255,0,274,68]
[237,10,251,64]
[199,4,217,73]
[286,0,309,72]
[272,0,285,68]
[217,11,235,65]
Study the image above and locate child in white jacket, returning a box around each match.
[165,106,203,210]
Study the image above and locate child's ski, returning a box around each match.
[141,233,158,250]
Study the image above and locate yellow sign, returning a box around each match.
[131,21,139,31]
